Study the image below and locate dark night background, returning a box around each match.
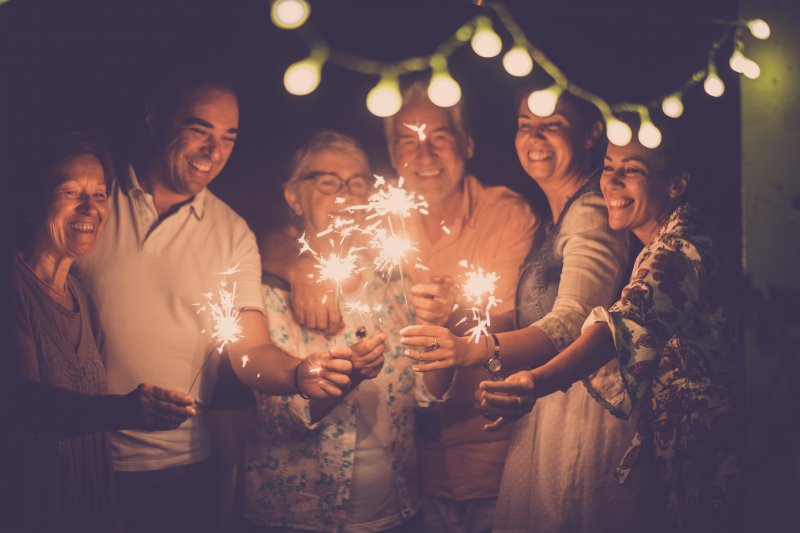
[7,0,796,527]
[1,0,742,258]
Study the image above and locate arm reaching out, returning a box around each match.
[261,226,344,335]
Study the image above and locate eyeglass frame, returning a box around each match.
[301,171,371,197]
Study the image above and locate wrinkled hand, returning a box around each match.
[289,255,343,336]
[400,324,472,371]
[409,275,456,326]
[479,371,537,431]
[129,384,196,431]
[351,332,387,384]
[297,347,354,399]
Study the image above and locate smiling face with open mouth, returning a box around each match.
[601,141,680,244]
[40,153,109,259]
[388,100,474,207]
[153,85,239,198]
[515,97,592,187]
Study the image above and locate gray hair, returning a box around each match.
[284,130,370,193]
[383,80,471,146]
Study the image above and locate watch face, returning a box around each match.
[486,357,502,374]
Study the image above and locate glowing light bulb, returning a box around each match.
[527,85,563,117]
[638,121,662,149]
[661,95,684,118]
[471,28,502,58]
[607,118,632,147]
[502,46,533,77]
[703,72,725,97]
[729,50,747,73]
[742,59,761,79]
[271,0,310,30]
[428,72,462,108]
[283,58,321,96]
[748,18,770,40]
[367,76,402,117]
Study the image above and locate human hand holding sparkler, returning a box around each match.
[349,328,387,384]
[297,347,354,399]
[409,275,456,326]
[479,370,537,431]
[399,324,484,372]
[126,384,197,431]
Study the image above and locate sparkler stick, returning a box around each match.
[189,264,246,397]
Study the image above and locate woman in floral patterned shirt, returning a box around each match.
[243,131,438,533]
[480,136,743,531]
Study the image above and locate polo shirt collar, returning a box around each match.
[123,164,207,220]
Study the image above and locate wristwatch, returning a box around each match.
[483,334,502,376]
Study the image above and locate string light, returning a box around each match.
[729,49,748,73]
[661,94,684,118]
[271,0,310,30]
[527,85,563,117]
[272,2,770,126]
[703,65,725,97]
[283,50,327,95]
[747,18,770,40]
[367,74,402,117]
[471,17,502,58]
[742,58,761,79]
[502,46,533,77]
[637,109,662,149]
[428,55,462,107]
[606,117,632,147]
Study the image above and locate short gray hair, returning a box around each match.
[283,130,370,193]
[383,80,471,146]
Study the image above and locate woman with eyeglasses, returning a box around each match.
[241,131,429,532]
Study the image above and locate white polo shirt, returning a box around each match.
[74,165,264,471]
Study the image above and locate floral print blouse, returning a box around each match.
[243,276,433,532]
[583,203,743,529]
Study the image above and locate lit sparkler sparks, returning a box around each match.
[298,233,365,288]
[457,261,501,343]
[344,300,384,320]
[189,265,246,397]
[349,176,429,220]
[370,228,416,276]
[403,122,427,142]
[196,278,244,353]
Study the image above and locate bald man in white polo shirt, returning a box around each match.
[74,74,364,533]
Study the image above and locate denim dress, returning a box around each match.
[494,181,666,533]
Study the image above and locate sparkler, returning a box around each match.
[297,232,365,306]
[457,260,501,343]
[297,175,430,323]
[188,264,246,397]
[350,175,429,317]
[403,122,428,142]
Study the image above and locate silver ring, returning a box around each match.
[429,337,440,351]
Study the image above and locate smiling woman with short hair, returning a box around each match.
[3,131,197,532]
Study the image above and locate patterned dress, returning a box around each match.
[243,275,431,532]
[584,203,743,531]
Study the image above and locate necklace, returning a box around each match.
[18,255,69,297]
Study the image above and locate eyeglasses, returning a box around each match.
[302,172,371,197]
